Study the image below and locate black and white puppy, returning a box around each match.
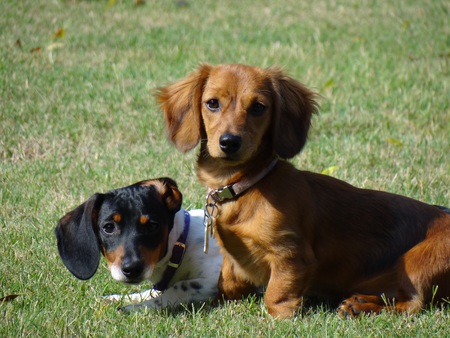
[55,177,222,311]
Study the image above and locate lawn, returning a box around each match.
[1,0,449,336]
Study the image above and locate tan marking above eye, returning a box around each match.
[113,213,121,223]
[140,215,149,225]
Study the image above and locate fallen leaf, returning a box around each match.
[387,138,403,147]
[52,28,65,39]
[321,166,339,176]
[0,294,20,302]
[30,47,42,53]
[402,20,411,30]
[322,78,334,90]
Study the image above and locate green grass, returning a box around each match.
[1,0,449,336]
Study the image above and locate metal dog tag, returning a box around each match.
[203,193,218,254]
[204,222,211,254]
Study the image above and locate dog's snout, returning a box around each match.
[219,133,242,154]
[121,257,144,280]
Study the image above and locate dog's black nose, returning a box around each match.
[219,133,242,154]
[121,258,144,280]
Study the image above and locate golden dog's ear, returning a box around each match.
[270,68,319,159]
[157,64,212,152]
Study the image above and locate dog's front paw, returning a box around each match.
[118,303,144,313]
[104,289,161,304]
[118,298,164,313]
[103,294,123,303]
[337,294,384,318]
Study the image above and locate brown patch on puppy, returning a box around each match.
[138,178,182,213]
[105,245,124,269]
[142,226,169,269]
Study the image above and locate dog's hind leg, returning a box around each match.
[393,221,450,313]
[339,216,450,317]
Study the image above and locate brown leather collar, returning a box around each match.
[208,158,279,202]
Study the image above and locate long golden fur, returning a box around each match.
[157,63,450,318]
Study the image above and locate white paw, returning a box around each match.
[119,299,163,312]
[103,289,161,303]
[103,294,122,302]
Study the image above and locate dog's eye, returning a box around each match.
[249,102,266,116]
[205,99,220,112]
[102,223,117,235]
[148,221,159,232]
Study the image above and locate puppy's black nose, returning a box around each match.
[219,133,241,154]
[121,258,144,280]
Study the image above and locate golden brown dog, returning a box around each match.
[157,63,450,318]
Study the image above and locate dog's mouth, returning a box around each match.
[211,153,247,166]
[220,153,242,161]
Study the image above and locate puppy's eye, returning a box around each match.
[249,102,266,116]
[102,223,117,235]
[148,221,159,232]
[205,99,220,112]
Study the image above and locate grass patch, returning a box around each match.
[1,0,449,336]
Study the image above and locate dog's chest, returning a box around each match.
[214,208,272,285]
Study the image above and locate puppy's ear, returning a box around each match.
[158,177,183,213]
[54,194,104,280]
[270,68,319,159]
[157,64,212,152]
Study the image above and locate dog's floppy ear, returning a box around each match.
[158,177,183,214]
[269,68,319,159]
[138,178,182,213]
[54,194,104,280]
[157,64,212,152]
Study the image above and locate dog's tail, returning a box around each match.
[434,205,450,214]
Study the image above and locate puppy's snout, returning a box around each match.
[121,257,144,280]
[219,133,242,154]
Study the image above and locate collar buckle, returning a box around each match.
[167,242,186,268]
[210,184,236,202]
